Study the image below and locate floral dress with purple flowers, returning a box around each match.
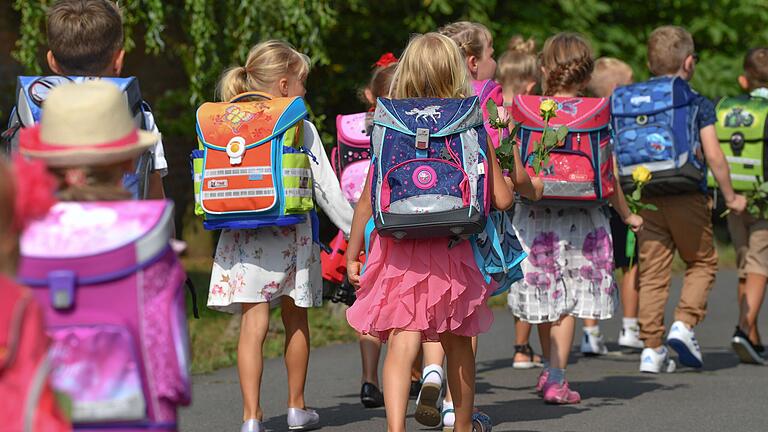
[207,121,353,313]
[508,204,617,323]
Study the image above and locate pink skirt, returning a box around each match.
[346,233,493,342]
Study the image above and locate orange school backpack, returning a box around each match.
[192,92,314,230]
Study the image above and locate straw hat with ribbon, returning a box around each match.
[19,80,159,167]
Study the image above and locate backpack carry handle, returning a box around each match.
[229,91,274,103]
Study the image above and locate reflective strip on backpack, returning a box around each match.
[202,188,275,199]
[282,168,311,178]
[285,188,313,197]
[544,181,596,197]
[204,167,273,178]
[24,353,52,432]
[725,156,761,166]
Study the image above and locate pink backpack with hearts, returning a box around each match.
[511,94,615,203]
[332,112,372,203]
[18,200,191,432]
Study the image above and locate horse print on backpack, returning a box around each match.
[370,96,490,239]
[612,76,705,195]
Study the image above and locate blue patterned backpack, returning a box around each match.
[471,209,527,296]
[611,76,706,195]
[369,97,489,239]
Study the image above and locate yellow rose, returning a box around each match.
[632,166,652,185]
[539,99,558,119]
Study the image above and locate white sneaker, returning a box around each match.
[639,346,677,373]
[580,327,608,356]
[618,324,644,350]
[667,320,703,368]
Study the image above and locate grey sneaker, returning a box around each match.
[287,407,320,431]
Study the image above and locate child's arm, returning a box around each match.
[486,141,515,210]
[701,125,747,213]
[147,172,166,200]
[608,158,643,232]
[346,177,372,288]
[509,140,543,201]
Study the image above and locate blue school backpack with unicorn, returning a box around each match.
[611,76,706,195]
[369,96,490,239]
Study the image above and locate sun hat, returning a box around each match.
[19,80,159,167]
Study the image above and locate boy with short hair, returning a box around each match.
[45,0,167,199]
[726,47,768,364]
[635,26,746,372]
[587,57,633,98]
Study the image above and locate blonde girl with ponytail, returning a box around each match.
[207,40,353,432]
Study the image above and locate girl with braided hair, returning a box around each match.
[508,32,643,404]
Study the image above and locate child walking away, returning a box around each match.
[17,81,191,431]
[613,26,747,373]
[583,57,640,354]
[4,0,168,200]
[199,41,353,432]
[412,22,542,432]
[509,33,643,404]
[346,32,518,432]
[0,160,68,431]
[496,34,550,370]
[715,47,768,364]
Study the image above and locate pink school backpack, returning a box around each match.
[332,112,372,203]
[0,276,70,432]
[472,79,508,149]
[511,95,615,203]
[17,201,191,431]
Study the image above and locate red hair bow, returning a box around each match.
[11,156,58,232]
[373,52,398,68]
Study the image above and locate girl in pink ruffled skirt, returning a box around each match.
[345,32,519,432]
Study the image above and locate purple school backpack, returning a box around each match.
[18,201,191,431]
[370,96,489,239]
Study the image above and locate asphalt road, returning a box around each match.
[181,271,768,431]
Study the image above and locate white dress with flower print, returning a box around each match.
[508,204,617,323]
[207,121,354,313]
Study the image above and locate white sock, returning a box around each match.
[442,400,455,425]
[583,325,600,334]
[623,318,638,328]
[422,364,444,386]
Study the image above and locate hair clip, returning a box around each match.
[373,52,398,68]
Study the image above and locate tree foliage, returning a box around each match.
[9,0,768,240]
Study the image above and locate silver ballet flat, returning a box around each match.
[240,418,263,432]
[286,407,320,431]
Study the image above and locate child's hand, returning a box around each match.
[503,175,514,192]
[726,194,747,215]
[625,213,643,233]
[347,260,363,289]
[530,176,544,201]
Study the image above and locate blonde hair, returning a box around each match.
[540,32,594,96]
[438,21,491,60]
[647,26,694,76]
[390,33,472,99]
[50,162,133,202]
[587,57,633,97]
[497,35,539,95]
[217,40,311,101]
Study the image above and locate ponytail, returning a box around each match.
[216,66,250,101]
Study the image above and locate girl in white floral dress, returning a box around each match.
[206,41,353,432]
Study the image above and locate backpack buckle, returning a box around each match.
[415,128,430,150]
[48,270,77,310]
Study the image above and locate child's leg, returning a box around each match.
[443,336,478,404]
[439,332,475,432]
[621,265,639,318]
[281,296,310,409]
[383,330,422,432]
[740,272,767,345]
[637,198,675,349]
[411,347,423,382]
[549,316,575,370]
[239,302,270,421]
[538,322,552,361]
[359,333,382,385]
[514,319,542,364]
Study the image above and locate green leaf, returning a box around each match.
[486,99,499,123]
[556,126,568,143]
[542,130,557,147]
[631,189,642,201]
[643,204,658,211]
